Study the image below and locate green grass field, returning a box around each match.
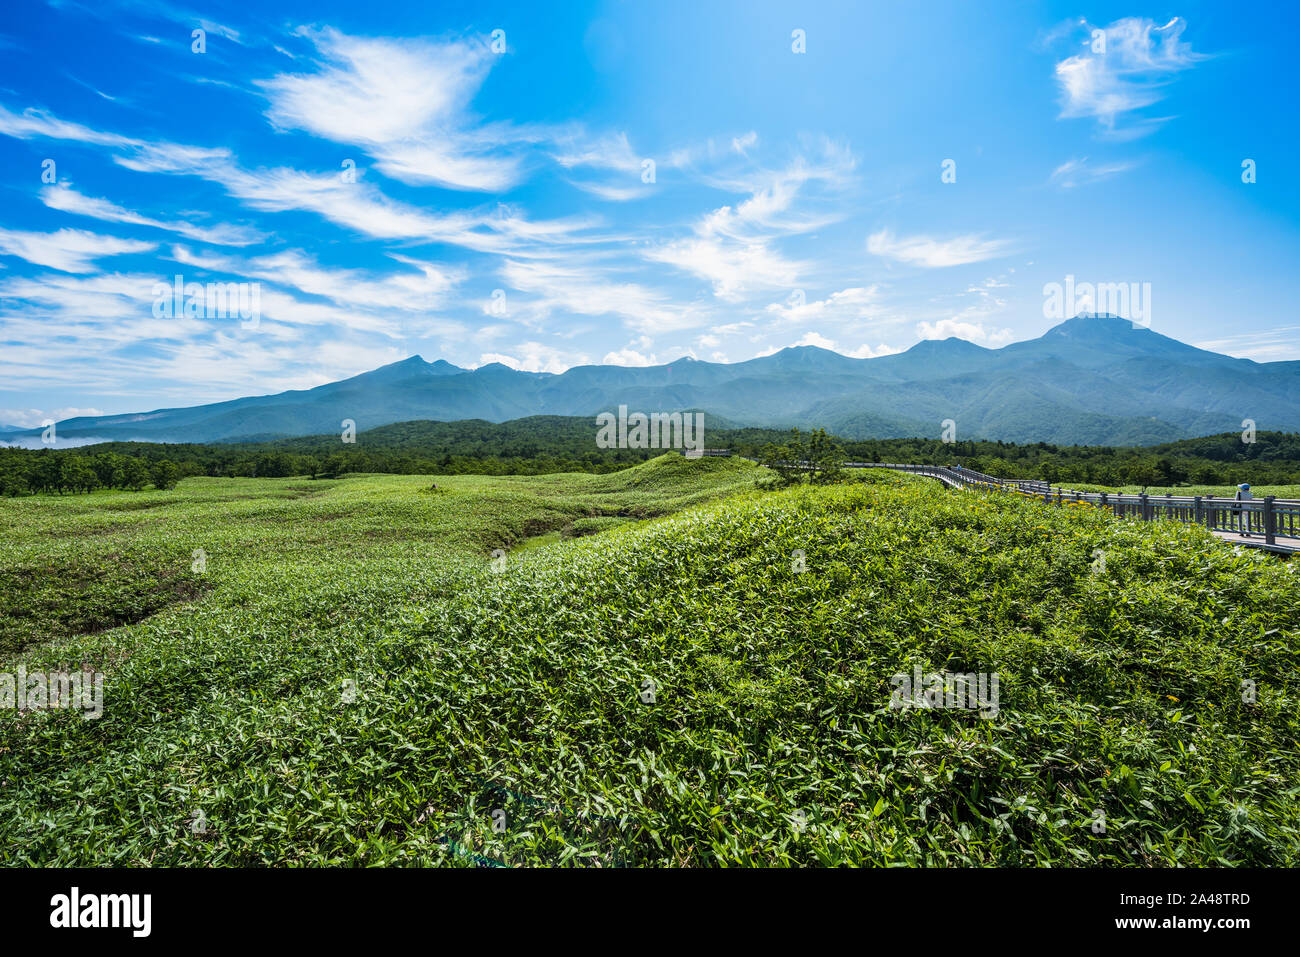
[1118,484,1300,498]
[2,457,1298,866]
[1057,483,1300,499]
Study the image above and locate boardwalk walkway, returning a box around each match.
[727,452,1299,555]
[855,462,1300,555]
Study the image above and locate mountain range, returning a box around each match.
[8,314,1299,447]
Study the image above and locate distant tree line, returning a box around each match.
[3,422,1298,497]
[0,449,181,496]
[0,443,658,497]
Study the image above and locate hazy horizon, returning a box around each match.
[0,311,1279,432]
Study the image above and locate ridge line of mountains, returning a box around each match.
[6,314,1298,448]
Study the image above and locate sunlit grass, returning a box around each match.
[2,458,1296,866]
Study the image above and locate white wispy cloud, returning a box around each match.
[764,285,882,323]
[499,257,710,335]
[0,227,154,273]
[41,184,262,246]
[169,245,463,316]
[1194,327,1300,362]
[553,130,644,173]
[0,272,234,380]
[197,19,243,45]
[1054,17,1207,137]
[646,236,801,302]
[145,149,592,252]
[0,103,593,252]
[0,259,460,344]
[0,259,474,401]
[868,230,1012,268]
[645,142,854,300]
[553,130,661,201]
[1049,156,1138,188]
[0,103,139,147]
[0,406,106,429]
[259,28,521,191]
[569,180,655,202]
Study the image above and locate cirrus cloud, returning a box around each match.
[1053,17,1208,138]
[868,230,1013,268]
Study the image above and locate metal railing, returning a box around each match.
[721,450,1297,553]
[846,462,1005,492]
[877,465,1298,553]
[1002,484,1300,550]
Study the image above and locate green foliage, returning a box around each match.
[1,551,206,656]
[759,428,846,487]
[4,423,1298,498]
[0,449,185,495]
[570,516,630,536]
[2,458,1296,866]
[151,459,181,490]
[1116,485,1300,499]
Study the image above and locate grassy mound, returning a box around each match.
[1,469,1296,866]
[380,482,1300,866]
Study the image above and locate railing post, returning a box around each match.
[1204,495,1214,529]
[1140,493,1150,522]
[1265,496,1276,546]
[1100,491,1108,513]
[1194,496,1202,526]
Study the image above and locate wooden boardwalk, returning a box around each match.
[1209,529,1300,554]
[731,454,1300,556]
[858,462,1300,556]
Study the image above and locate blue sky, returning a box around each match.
[1,0,1297,423]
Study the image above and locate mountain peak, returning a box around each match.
[365,355,428,374]
[1045,313,1149,337]
[752,344,861,369]
[906,336,990,354]
[352,355,469,384]
[475,361,515,373]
